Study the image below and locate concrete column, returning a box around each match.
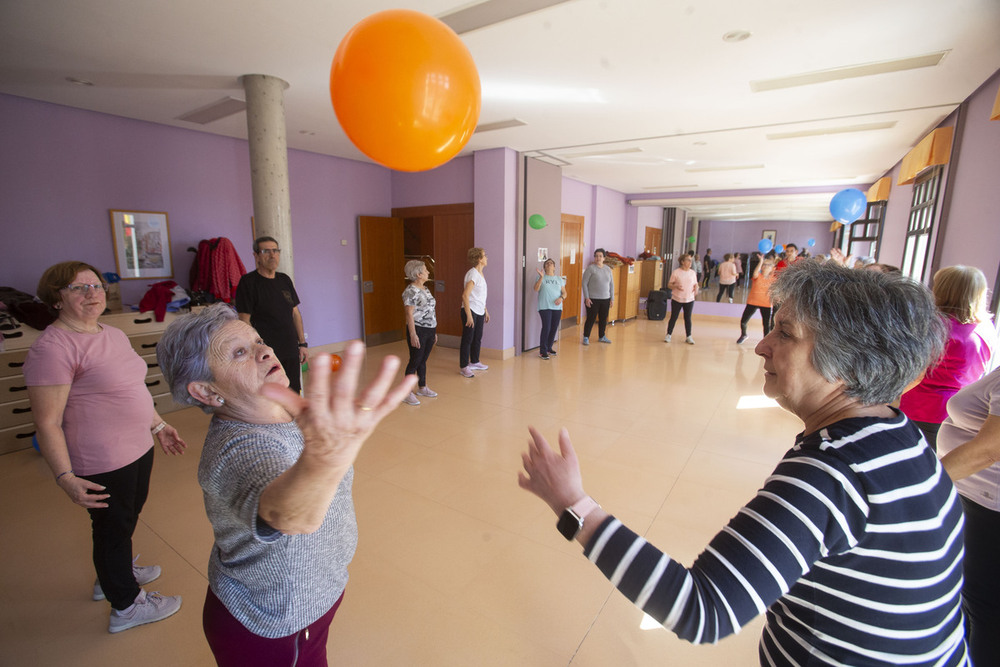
[241,74,295,278]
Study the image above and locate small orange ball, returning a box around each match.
[330,354,342,372]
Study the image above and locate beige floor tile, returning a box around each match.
[2,315,814,666]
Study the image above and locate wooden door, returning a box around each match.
[359,216,405,345]
[560,214,584,322]
[432,213,475,336]
[643,226,662,255]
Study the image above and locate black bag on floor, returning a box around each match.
[646,290,668,320]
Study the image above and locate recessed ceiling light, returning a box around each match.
[751,51,948,92]
[685,164,764,173]
[66,77,94,86]
[723,30,752,43]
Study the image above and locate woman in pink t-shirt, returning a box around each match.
[664,254,699,344]
[25,261,187,634]
[900,265,995,450]
[715,254,739,303]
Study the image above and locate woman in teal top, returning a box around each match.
[534,258,567,359]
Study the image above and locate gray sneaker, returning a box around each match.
[94,556,161,601]
[582,337,589,346]
[108,589,182,634]
[403,392,420,406]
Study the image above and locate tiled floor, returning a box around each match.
[0,314,803,666]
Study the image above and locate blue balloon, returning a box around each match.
[829,188,867,224]
[807,238,816,247]
[775,244,784,254]
[758,238,773,253]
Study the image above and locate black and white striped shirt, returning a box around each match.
[585,412,968,665]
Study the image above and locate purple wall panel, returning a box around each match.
[390,155,474,208]
[288,149,392,344]
[938,70,1000,282]
[700,220,833,258]
[0,94,254,306]
[593,186,627,254]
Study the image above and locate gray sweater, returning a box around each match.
[199,417,358,638]
[582,264,614,300]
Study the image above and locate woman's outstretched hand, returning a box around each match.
[518,427,587,516]
[260,342,417,472]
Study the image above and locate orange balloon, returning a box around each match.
[330,9,481,172]
[330,354,342,372]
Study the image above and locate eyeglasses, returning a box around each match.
[257,248,281,255]
[63,283,108,294]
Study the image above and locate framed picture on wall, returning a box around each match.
[109,210,173,280]
[762,230,777,246]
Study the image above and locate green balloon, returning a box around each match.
[528,214,546,230]
[687,235,695,243]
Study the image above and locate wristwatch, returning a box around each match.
[297,342,308,348]
[557,496,600,541]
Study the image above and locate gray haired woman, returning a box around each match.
[520,262,969,665]
[157,303,414,666]
[401,259,438,406]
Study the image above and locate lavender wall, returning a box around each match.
[1,94,254,304]
[0,93,393,348]
[874,68,999,289]
[287,149,392,343]
[473,148,518,352]
[635,206,662,255]
[936,69,1000,283]
[700,220,834,258]
[593,186,627,254]
[390,155,474,208]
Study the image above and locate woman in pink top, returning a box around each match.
[664,254,699,344]
[900,265,995,450]
[715,253,738,303]
[25,261,187,634]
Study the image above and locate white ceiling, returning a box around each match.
[2,0,998,222]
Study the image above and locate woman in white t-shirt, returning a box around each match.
[459,247,489,378]
[939,365,1000,666]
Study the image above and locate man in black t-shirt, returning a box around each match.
[234,236,308,393]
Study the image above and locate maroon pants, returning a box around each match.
[203,586,344,667]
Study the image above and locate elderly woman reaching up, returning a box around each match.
[520,262,968,666]
[157,304,414,667]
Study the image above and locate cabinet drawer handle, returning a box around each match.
[12,406,32,414]
[140,342,158,349]
[147,362,160,369]
[134,317,153,324]
[145,380,161,388]
[1,331,23,340]
[8,385,27,392]
[7,361,25,369]
[16,431,36,439]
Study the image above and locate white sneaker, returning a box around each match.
[664,334,671,343]
[403,392,420,405]
[686,336,695,345]
[459,366,474,378]
[470,362,489,371]
[94,556,161,601]
[416,386,437,398]
[108,589,182,634]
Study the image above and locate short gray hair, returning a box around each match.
[157,303,237,412]
[771,261,946,405]
[404,260,426,282]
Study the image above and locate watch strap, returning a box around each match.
[568,496,599,521]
